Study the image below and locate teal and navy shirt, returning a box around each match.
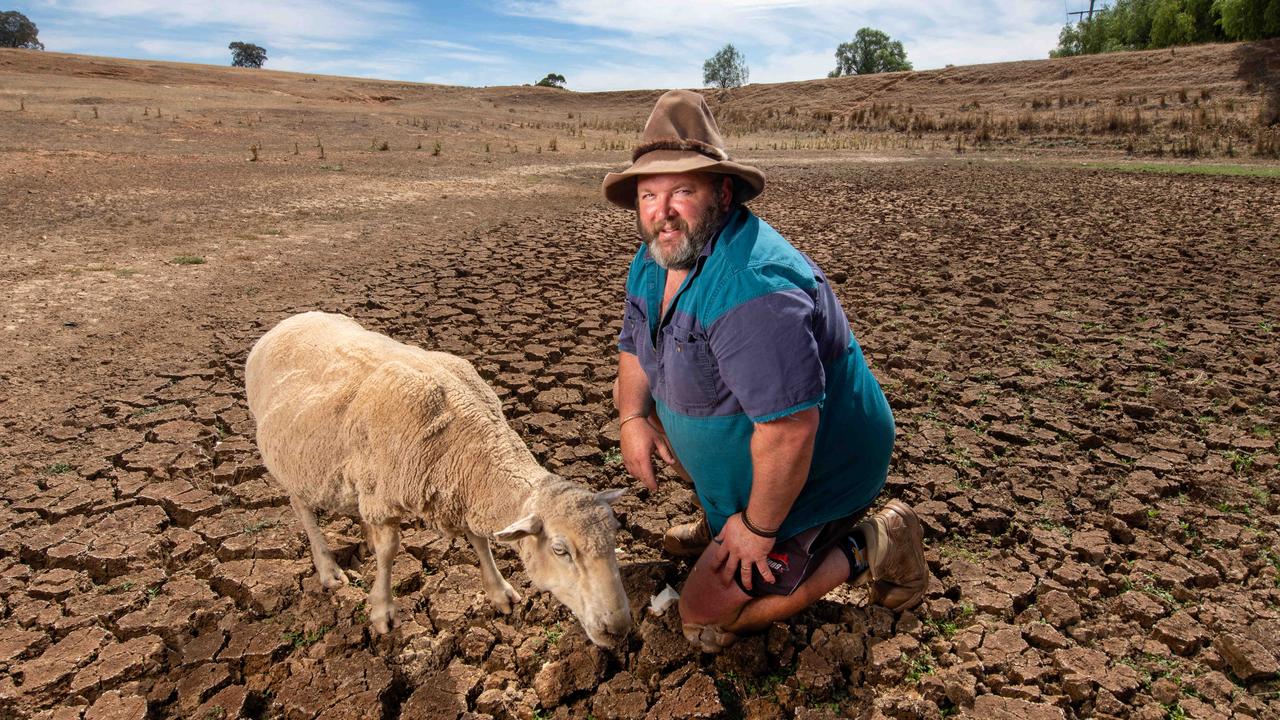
[618,206,895,540]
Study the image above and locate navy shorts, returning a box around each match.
[732,508,869,598]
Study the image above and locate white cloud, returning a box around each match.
[135,39,226,61]
[500,0,1070,84]
[45,0,413,44]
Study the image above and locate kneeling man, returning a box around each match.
[606,90,928,652]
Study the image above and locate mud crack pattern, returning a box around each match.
[1,162,1278,719]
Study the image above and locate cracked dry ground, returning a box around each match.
[2,161,1279,720]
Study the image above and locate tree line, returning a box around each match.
[1052,0,1280,57]
[703,28,912,89]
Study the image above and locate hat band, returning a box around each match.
[632,138,729,163]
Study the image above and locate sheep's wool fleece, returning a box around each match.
[245,311,542,535]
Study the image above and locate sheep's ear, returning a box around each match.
[595,488,626,505]
[495,514,542,542]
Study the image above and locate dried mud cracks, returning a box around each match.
[1,163,1278,720]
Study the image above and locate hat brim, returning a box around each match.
[602,149,765,209]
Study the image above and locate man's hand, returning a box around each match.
[620,418,675,492]
[712,513,776,592]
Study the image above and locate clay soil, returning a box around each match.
[1,46,1279,720]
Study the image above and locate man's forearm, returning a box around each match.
[745,407,819,532]
[615,352,654,418]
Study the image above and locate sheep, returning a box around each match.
[245,311,632,648]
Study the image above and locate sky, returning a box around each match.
[22,1,1081,92]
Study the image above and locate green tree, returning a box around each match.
[702,43,749,89]
[1151,0,1198,46]
[229,41,267,68]
[1215,0,1280,39]
[535,72,566,88]
[1,10,43,49]
[1048,0,1262,56]
[829,28,912,77]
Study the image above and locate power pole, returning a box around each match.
[1067,0,1098,22]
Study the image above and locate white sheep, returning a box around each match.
[245,311,632,647]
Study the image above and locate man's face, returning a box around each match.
[635,172,731,271]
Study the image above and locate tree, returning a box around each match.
[829,28,912,77]
[1,10,44,49]
[229,41,267,68]
[535,73,566,88]
[1215,0,1280,40]
[1047,0,1280,58]
[703,44,749,89]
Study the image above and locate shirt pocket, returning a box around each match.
[660,322,719,411]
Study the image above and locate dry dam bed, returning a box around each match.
[1,158,1278,719]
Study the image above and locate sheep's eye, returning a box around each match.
[552,542,569,557]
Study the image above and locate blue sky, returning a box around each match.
[23,1,1078,91]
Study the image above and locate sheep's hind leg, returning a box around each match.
[366,520,401,634]
[466,530,521,613]
[290,497,347,589]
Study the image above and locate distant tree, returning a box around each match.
[1215,0,1280,40]
[1047,0,1280,58]
[1,10,44,49]
[703,43,749,89]
[229,41,267,68]
[535,72,566,88]
[829,28,912,77]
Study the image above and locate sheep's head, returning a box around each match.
[496,482,632,648]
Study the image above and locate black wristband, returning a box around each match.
[741,509,779,538]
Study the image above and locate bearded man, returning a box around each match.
[605,90,928,652]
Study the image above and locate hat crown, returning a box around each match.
[634,90,729,162]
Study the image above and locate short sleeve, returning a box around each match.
[707,287,825,422]
[617,295,639,355]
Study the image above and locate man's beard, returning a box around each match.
[637,201,725,270]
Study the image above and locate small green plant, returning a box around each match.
[44,462,73,475]
[602,448,623,466]
[243,519,275,534]
[1224,450,1255,475]
[203,706,227,720]
[283,625,330,649]
[172,255,206,265]
[904,649,936,683]
[106,580,136,594]
[145,585,161,601]
[544,624,563,645]
[130,402,176,417]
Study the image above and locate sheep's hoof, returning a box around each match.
[316,564,348,589]
[488,584,522,614]
[369,605,398,635]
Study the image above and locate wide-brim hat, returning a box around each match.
[602,89,765,209]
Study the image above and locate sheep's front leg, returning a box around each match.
[366,520,401,634]
[466,530,521,614]
[290,497,347,589]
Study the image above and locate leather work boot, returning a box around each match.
[856,500,928,611]
[663,516,712,557]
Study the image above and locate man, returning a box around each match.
[605,90,928,652]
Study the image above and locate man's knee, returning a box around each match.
[678,567,750,627]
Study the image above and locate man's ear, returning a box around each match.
[719,176,734,210]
